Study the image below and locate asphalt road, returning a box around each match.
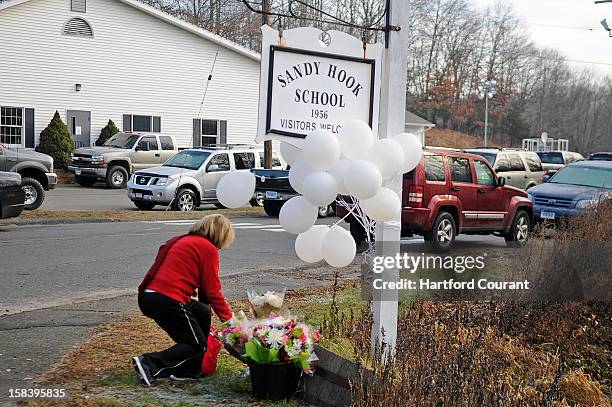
[40,183,228,212]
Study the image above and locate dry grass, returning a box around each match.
[425,127,505,149]
[19,207,264,221]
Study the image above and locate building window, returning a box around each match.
[71,0,86,12]
[0,107,23,146]
[63,17,93,37]
[201,120,219,145]
[123,115,161,133]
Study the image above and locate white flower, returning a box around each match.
[265,328,285,349]
[285,340,303,357]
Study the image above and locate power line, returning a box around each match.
[527,22,599,32]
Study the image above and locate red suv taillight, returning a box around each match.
[408,185,424,207]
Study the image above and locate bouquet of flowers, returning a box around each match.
[216,313,320,374]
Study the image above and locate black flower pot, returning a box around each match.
[249,362,301,400]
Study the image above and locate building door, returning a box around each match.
[67,110,91,148]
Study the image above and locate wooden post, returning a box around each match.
[262,0,273,168]
[371,0,409,356]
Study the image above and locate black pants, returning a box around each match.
[138,291,211,378]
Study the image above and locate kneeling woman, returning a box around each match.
[132,214,234,386]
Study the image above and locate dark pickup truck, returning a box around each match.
[252,169,335,218]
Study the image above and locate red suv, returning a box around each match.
[344,149,533,252]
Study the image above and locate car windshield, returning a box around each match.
[537,152,564,164]
[549,165,612,188]
[164,150,211,170]
[104,134,140,149]
[466,150,497,165]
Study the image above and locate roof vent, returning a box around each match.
[71,0,86,12]
[63,17,93,37]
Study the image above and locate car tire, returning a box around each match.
[21,177,45,210]
[106,166,128,189]
[134,201,155,211]
[75,176,97,187]
[172,188,197,211]
[318,205,332,218]
[263,200,283,217]
[214,203,227,209]
[505,210,531,247]
[423,211,456,253]
[250,195,264,207]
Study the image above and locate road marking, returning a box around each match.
[140,220,286,233]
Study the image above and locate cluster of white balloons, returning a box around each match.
[280,119,423,268]
[215,119,423,268]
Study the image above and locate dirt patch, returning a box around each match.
[18,207,265,222]
[426,127,505,149]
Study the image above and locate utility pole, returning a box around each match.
[371,0,408,356]
[479,80,496,148]
[262,0,273,168]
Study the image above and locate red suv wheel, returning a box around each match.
[424,211,456,252]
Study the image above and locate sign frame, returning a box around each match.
[265,45,377,139]
[256,25,384,146]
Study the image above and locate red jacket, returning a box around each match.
[139,234,232,321]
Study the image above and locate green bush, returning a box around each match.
[36,111,73,168]
[96,119,119,146]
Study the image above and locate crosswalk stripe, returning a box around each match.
[140,220,285,232]
[232,225,283,229]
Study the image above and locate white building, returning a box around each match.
[0,0,261,149]
[405,111,435,147]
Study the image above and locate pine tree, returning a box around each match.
[96,119,120,146]
[36,111,74,167]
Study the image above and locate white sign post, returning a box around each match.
[371,0,409,356]
[256,26,383,147]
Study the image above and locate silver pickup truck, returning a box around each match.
[68,132,179,188]
[0,144,57,210]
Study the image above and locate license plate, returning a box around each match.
[75,168,81,175]
[135,193,143,199]
[266,191,278,199]
[541,211,555,220]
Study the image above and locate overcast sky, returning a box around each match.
[473,0,612,77]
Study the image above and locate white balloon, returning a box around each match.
[216,171,256,208]
[303,129,341,170]
[360,187,401,222]
[288,160,313,194]
[393,132,423,173]
[280,141,302,165]
[344,160,382,199]
[368,139,405,179]
[302,171,338,206]
[295,225,330,263]
[279,196,318,234]
[322,225,356,268]
[337,120,374,160]
[328,158,351,195]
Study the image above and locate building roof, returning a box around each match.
[405,111,435,128]
[0,0,261,62]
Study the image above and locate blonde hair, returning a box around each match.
[189,214,235,249]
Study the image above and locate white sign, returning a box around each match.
[257,26,383,145]
[75,126,82,136]
[266,47,375,138]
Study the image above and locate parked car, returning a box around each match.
[340,150,533,252]
[536,151,584,171]
[0,143,57,210]
[588,152,612,161]
[68,132,179,188]
[126,145,283,211]
[0,172,26,219]
[464,148,545,190]
[252,168,335,217]
[528,160,612,222]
